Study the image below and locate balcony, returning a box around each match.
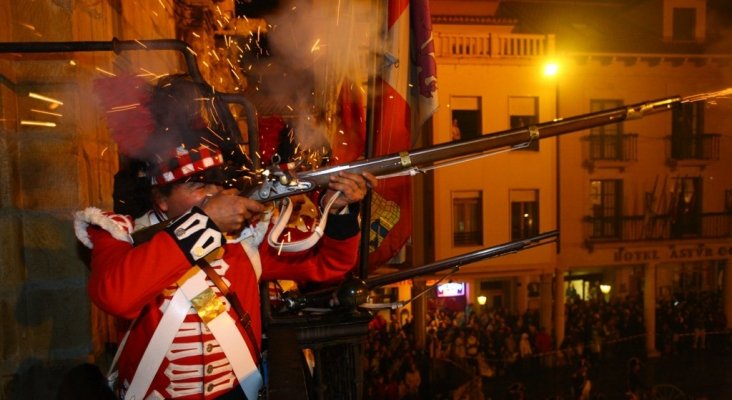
[583,212,732,244]
[434,32,555,60]
[582,133,638,172]
[666,133,720,168]
[453,231,483,246]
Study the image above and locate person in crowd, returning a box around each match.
[369,313,388,333]
[534,326,553,367]
[518,332,533,376]
[465,328,480,373]
[389,310,402,334]
[76,74,375,399]
[451,329,468,368]
[451,118,462,140]
[692,309,707,350]
[626,357,645,400]
[571,356,592,400]
[506,382,525,400]
[403,359,422,399]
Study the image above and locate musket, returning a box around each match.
[279,230,558,312]
[132,94,694,244]
[249,95,683,202]
[253,87,732,204]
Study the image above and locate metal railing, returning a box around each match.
[584,211,732,242]
[584,133,638,162]
[453,231,483,246]
[668,133,720,161]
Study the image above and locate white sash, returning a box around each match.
[125,269,262,400]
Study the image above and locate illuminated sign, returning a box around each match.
[436,282,465,297]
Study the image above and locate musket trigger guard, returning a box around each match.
[399,151,412,168]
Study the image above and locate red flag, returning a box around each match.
[332,79,366,164]
[368,0,413,267]
[319,0,437,268]
[411,0,439,126]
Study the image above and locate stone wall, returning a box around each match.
[0,1,177,398]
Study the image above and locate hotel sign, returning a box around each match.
[612,244,732,263]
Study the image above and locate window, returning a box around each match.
[590,180,622,238]
[673,7,696,41]
[589,99,623,160]
[453,191,483,246]
[510,189,539,240]
[670,177,701,238]
[671,101,705,159]
[509,96,539,151]
[663,0,704,43]
[672,262,711,294]
[451,96,481,140]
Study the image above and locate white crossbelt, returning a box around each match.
[125,268,262,400]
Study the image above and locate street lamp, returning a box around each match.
[543,60,561,253]
[600,284,612,302]
[543,61,559,78]
[543,60,561,118]
[477,295,487,306]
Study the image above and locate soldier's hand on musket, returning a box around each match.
[202,188,266,232]
[324,172,377,213]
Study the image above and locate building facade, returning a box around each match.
[420,0,732,352]
[0,0,731,396]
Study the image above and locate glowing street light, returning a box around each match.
[600,284,612,294]
[544,61,560,77]
[477,295,487,305]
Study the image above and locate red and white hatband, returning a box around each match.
[151,145,224,185]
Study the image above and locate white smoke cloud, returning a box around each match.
[257,0,381,151]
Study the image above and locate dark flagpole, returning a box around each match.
[358,0,386,280]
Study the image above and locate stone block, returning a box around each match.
[0,214,23,283]
[18,135,80,211]
[21,211,87,279]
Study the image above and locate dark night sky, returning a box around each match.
[235,0,282,18]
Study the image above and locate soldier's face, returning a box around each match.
[157,181,222,219]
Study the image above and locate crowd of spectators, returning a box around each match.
[656,291,727,354]
[363,311,427,399]
[361,289,728,399]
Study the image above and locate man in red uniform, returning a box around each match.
[75,75,376,399]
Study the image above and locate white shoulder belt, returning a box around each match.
[124,268,262,400]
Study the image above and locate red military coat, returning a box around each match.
[75,206,360,399]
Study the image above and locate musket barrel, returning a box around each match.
[283,230,558,311]
[293,96,681,191]
[364,230,558,289]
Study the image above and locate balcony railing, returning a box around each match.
[667,133,720,161]
[454,231,483,246]
[434,32,555,59]
[584,212,732,243]
[584,133,638,161]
